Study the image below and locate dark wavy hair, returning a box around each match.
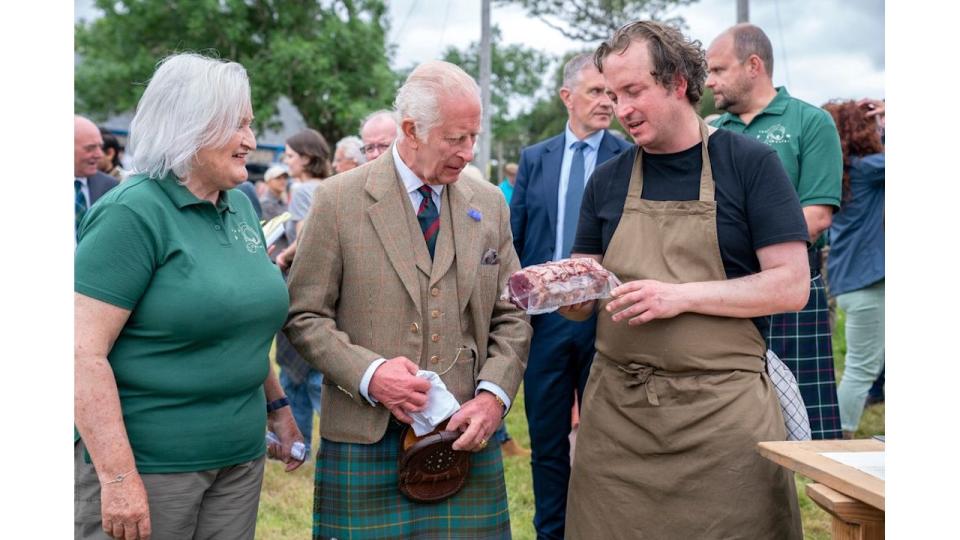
[286,128,333,179]
[99,127,123,169]
[822,100,884,199]
[593,20,707,106]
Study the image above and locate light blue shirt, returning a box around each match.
[554,125,605,261]
[358,145,512,416]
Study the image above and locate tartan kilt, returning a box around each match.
[313,423,511,539]
[766,274,843,440]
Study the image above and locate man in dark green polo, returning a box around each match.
[707,23,844,440]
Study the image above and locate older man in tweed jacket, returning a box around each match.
[284,60,531,539]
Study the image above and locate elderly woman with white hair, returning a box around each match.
[74,53,304,540]
[333,135,366,173]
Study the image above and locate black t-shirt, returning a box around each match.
[573,129,808,335]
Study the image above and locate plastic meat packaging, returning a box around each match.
[502,258,622,315]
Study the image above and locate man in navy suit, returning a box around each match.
[509,52,632,540]
[75,116,118,241]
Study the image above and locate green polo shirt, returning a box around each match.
[75,173,289,473]
[712,87,842,249]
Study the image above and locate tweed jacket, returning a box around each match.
[284,151,532,444]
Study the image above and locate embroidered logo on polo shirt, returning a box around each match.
[757,123,792,145]
[234,222,263,254]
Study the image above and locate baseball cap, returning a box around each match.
[264,164,289,182]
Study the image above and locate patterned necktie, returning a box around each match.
[75,179,88,240]
[563,141,589,258]
[417,185,440,259]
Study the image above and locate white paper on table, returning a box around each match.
[819,451,885,481]
[408,370,461,436]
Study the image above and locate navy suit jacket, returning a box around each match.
[510,130,632,268]
[87,171,119,205]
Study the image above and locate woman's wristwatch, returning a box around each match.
[266,397,291,413]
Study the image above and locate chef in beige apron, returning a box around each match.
[564,118,803,539]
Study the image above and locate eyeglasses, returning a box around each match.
[361,143,391,155]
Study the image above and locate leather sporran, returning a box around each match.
[398,421,471,503]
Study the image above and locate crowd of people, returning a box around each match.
[74,18,883,540]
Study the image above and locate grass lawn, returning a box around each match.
[257,308,884,539]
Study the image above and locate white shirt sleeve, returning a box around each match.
[476,381,512,417]
[359,358,388,406]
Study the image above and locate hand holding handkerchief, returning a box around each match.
[409,370,461,436]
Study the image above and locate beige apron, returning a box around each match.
[565,119,803,539]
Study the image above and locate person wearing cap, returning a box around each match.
[260,164,289,221]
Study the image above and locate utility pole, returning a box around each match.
[737,0,749,22]
[478,0,492,181]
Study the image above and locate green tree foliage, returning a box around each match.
[515,50,583,146]
[441,27,554,147]
[498,0,699,43]
[75,0,399,144]
[493,49,632,165]
[441,27,554,170]
[699,88,719,118]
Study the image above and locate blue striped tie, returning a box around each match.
[563,141,588,257]
[417,185,439,259]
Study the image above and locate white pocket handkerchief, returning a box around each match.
[409,370,462,436]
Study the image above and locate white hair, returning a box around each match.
[393,61,480,141]
[127,53,251,180]
[335,135,366,164]
[360,109,399,134]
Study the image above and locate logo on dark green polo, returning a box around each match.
[757,123,791,145]
[235,222,263,253]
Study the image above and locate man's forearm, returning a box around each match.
[803,205,834,243]
[680,264,809,319]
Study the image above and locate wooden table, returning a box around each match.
[757,439,884,540]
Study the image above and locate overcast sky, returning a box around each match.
[75,0,884,108]
[386,0,884,107]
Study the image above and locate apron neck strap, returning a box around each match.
[627,115,716,203]
[696,117,714,202]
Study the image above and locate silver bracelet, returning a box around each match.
[102,467,137,485]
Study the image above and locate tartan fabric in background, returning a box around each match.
[313,423,511,539]
[275,329,312,384]
[766,274,843,440]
